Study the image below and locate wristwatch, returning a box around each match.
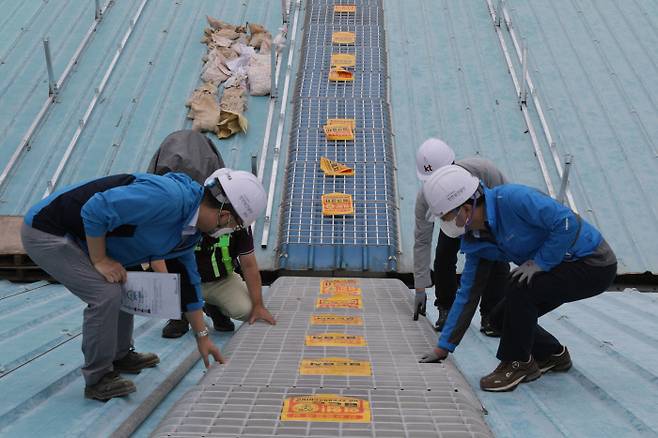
[194,327,210,338]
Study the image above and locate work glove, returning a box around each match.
[510,260,543,285]
[419,347,448,363]
[413,291,426,321]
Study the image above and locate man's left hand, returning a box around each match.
[510,260,543,285]
[248,304,276,325]
[419,347,449,363]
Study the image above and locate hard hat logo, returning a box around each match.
[423,165,479,218]
[416,138,455,181]
[423,164,433,173]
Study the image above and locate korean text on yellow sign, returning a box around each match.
[331,53,356,68]
[320,278,361,295]
[299,358,372,376]
[280,394,370,422]
[306,333,367,347]
[334,5,357,13]
[320,157,354,176]
[316,295,362,309]
[321,193,354,216]
[310,314,364,326]
[332,32,356,45]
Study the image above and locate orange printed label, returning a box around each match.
[331,53,356,67]
[299,357,371,376]
[310,314,363,326]
[334,5,357,13]
[320,157,354,175]
[320,279,361,295]
[323,124,354,141]
[332,32,356,45]
[305,333,367,347]
[316,295,362,309]
[327,118,356,129]
[328,67,354,82]
[280,394,371,422]
[321,193,354,216]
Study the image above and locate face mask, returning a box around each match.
[439,215,466,238]
[208,227,234,238]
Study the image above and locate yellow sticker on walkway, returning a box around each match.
[320,279,361,295]
[334,5,357,13]
[323,124,354,141]
[306,333,367,347]
[327,118,356,129]
[310,314,363,326]
[328,67,354,82]
[332,32,356,45]
[331,53,356,67]
[322,193,354,216]
[320,157,354,176]
[299,358,372,376]
[280,394,371,422]
[316,296,362,309]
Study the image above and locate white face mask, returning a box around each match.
[439,215,466,238]
[208,227,234,238]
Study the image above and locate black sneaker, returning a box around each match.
[435,306,449,331]
[204,304,235,332]
[480,316,501,337]
[113,350,160,374]
[537,346,572,374]
[480,357,541,392]
[84,371,136,401]
[162,317,190,338]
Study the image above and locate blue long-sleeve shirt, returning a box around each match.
[25,172,205,311]
[438,184,605,352]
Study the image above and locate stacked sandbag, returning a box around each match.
[185,82,220,133]
[247,28,272,96]
[217,74,248,138]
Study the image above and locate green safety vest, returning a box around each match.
[197,234,233,278]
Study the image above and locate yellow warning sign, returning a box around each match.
[299,358,372,376]
[320,157,354,176]
[331,53,356,67]
[332,31,356,45]
[306,333,367,347]
[328,67,354,82]
[316,295,362,309]
[280,394,371,422]
[322,193,354,216]
[320,280,361,296]
[334,5,357,13]
[310,314,363,326]
[323,124,354,141]
[327,118,356,129]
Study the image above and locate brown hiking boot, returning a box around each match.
[84,371,136,401]
[537,346,572,374]
[162,316,190,338]
[204,303,235,332]
[113,350,160,374]
[480,357,541,392]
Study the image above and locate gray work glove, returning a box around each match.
[413,291,426,321]
[419,347,448,363]
[510,260,543,285]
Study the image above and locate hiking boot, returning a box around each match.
[204,303,235,332]
[480,316,501,338]
[537,346,572,374]
[162,317,189,338]
[113,349,160,374]
[84,371,136,401]
[480,357,541,392]
[435,306,449,331]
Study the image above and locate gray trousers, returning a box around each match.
[21,223,133,385]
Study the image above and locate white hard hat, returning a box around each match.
[416,138,456,181]
[204,168,267,225]
[423,165,479,218]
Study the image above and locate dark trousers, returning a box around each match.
[497,260,617,361]
[433,230,508,316]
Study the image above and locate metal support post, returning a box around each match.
[520,41,528,106]
[557,154,573,204]
[281,0,288,24]
[95,0,102,20]
[496,0,504,27]
[43,38,58,96]
[270,46,278,99]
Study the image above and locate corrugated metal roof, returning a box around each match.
[384,0,658,275]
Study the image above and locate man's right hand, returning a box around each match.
[196,336,225,367]
[93,257,127,283]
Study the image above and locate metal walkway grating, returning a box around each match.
[277,0,399,272]
[152,277,492,437]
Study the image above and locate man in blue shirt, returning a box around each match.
[422,165,617,391]
[21,169,266,400]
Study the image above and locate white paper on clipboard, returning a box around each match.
[121,272,181,319]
